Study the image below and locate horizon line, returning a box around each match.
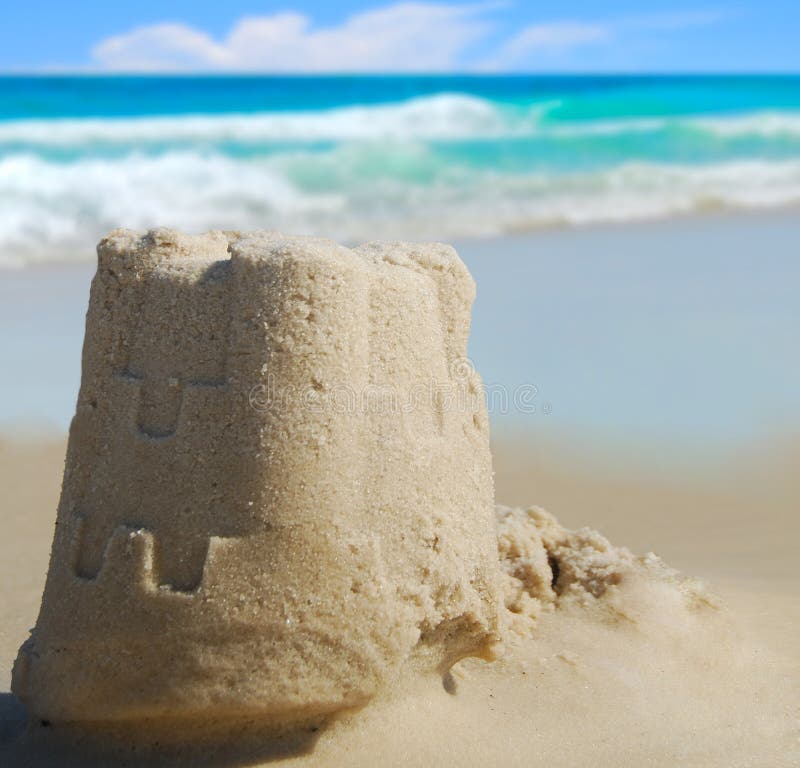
[1,70,800,78]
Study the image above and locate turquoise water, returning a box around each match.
[2,75,800,266]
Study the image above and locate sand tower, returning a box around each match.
[12,229,501,724]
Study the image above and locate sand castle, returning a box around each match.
[12,229,502,724]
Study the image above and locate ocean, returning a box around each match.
[1,74,800,266]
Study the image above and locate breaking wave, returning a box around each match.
[2,90,800,265]
[3,150,800,267]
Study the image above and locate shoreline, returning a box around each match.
[2,207,800,462]
[0,206,798,272]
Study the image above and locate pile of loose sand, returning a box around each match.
[496,504,714,635]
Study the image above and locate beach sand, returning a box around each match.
[0,214,798,765]
[0,434,797,766]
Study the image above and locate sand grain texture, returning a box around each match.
[11,230,501,725]
[2,436,799,766]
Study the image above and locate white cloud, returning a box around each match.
[92,24,229,71]
[91,3,495,72]
[625,10,727,32]
[484,9,726,70]
[489,21,610,66]
[89,3,728,73]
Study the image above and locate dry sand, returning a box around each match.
[1,434,797,766]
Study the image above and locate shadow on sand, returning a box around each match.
[0,692,326,767]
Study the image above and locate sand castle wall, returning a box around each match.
[13,229,501,723]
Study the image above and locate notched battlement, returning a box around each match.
[71,517,228,595]
[114,369,229,440]
[96,228,474,295]
[97,228,233,277]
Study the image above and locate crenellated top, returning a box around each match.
[94,228,476,372]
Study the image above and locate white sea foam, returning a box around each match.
[2,96,800,149]
[0,94,536,146]
[691,111,800,137]
[2,151,800,267]
[545,111,800,139]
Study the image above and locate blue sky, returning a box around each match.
[1,1,798,72]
